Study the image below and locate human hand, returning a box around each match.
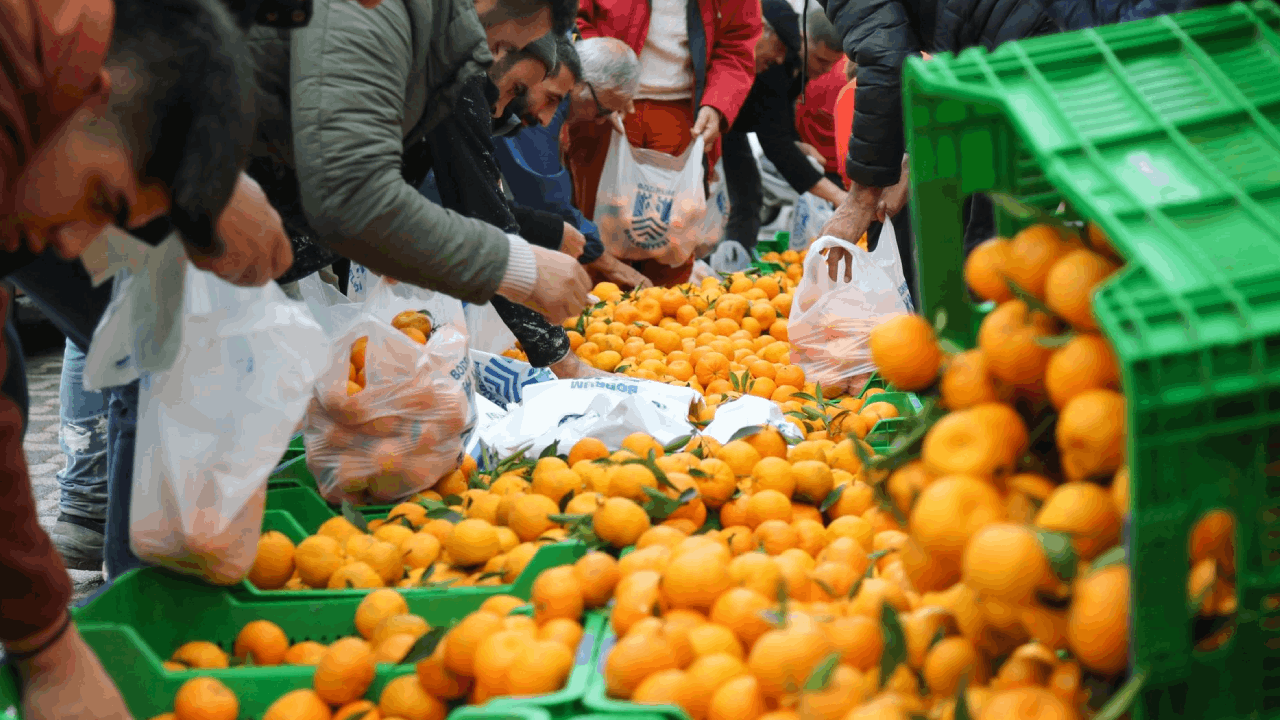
[691,106,723,146]
[13,619,134,720]
[796,142,825,166]
[190,172,293,287]
[876,156,911,222]
[822,244,854,283]
[550,352,610,378]
[819,182,882,247]
[525,245,592,323]
[588,252,651,290]
[560,222,586,259]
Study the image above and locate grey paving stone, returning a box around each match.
[20,348,107,598]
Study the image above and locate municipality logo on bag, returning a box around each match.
[626,183,675,251]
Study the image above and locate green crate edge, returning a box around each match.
[267,454,401,516]
[581,630,690,720]
[481,611,607,720]
[243,510,587,600]
[570,707,670,712]
[12,614,602,720]
[0,567,607,720]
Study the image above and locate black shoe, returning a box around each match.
[50,513,105,571]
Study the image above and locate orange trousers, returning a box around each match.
[566,99,721,287]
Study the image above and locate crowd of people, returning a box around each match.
[0,0,1235,715]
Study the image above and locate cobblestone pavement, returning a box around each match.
[23,346,106,602]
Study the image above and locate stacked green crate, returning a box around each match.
[0,569,606,719]
[903,2,1280,717]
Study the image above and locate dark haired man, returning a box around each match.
[245,0,590,321]
[716,1,848,271]
[493,35,649,292]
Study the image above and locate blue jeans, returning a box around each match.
[57,339,109,522]
[104,381,141,579]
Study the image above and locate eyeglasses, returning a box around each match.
[586,82,613,119]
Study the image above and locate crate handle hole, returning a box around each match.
[1188,509,1237,652]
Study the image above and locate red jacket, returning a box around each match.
[577,0,761,128]
[795,59,847,177]
[834,79,855,183]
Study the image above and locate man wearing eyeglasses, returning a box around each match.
[565,0,761,287]
[493,36,650,290]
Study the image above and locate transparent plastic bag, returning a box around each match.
[594,132,707,267]
[789,192,836,252]
[463,302,517,356]
[789,233,912,395]
[304,276,477,504]
[129,263,329,584]
[693,159,729,260]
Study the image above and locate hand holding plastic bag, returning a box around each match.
[304,276,477,504]
[129,262,329,584]
[789,234,911,396]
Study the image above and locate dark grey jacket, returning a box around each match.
[824,0,1233,188]
[245,0,513,301]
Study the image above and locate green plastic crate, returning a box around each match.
[860,391,923,451]
[267,454,403,516]
[265,486,341,533]
[854,373,887,397]
[0,568,605,720]
[480,611,607,719]
[74,567,528,665]
[762,232,791,255]
[239,511,587,600]
[450,709,554,720]
[903,3,1280,717]
[582,632,689,720]
[283,434,306,462]
[268,454,315,491]
[570,707,670,712]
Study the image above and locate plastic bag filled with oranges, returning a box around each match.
[790,235,912,395]
[304,276,478,505]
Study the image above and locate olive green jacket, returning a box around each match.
[246,0,512,301]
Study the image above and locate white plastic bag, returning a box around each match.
[129,262,329,584]
[471,350,555,410]
[693,160,730,260]
[789,193,836,252]
[464,302,517,356]
[481,378,699,458]
[689,260,717,286]
[701,396,804,445]
[868,220,913,311]
[593,132,707,267]
[304,276,477,504]
[789,234,912,395]
[83,234,190,392]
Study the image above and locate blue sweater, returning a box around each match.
[493,99,605,264]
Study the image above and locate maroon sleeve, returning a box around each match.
[0,289,72,643]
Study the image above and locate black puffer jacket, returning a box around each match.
[824,0,1234,188]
